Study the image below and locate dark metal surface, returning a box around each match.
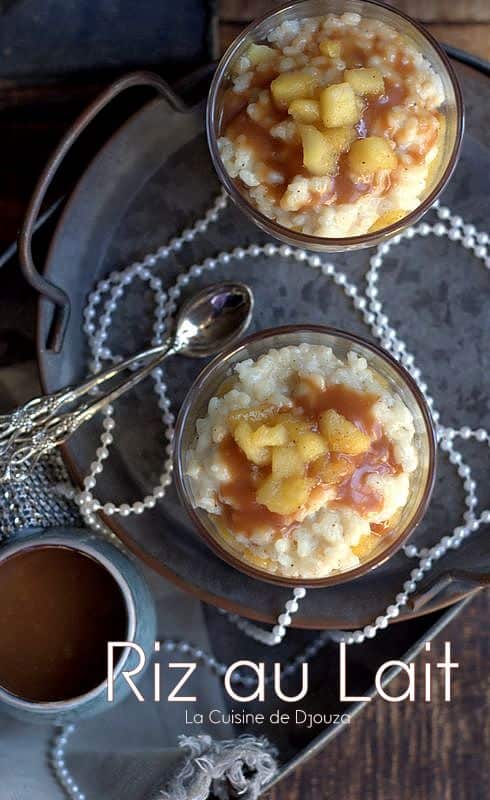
[35,59,489,629]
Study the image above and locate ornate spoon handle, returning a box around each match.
[0,338,174,483]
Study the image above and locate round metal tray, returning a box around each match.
[36,59,489,628]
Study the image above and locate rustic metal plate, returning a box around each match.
[38,59,489,629]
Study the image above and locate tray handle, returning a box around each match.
[408,569,490,612]
[18,71,189,354]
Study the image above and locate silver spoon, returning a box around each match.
[0,282,254,482]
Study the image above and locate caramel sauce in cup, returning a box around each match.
[0,545,128,704]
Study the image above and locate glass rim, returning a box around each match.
[206,0,465,251]
[174,324,438,588]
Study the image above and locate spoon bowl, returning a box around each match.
[175,282,254,358]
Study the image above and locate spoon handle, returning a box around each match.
[0,337,176,483]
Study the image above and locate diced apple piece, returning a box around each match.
[319,39,342,58]
[288,98,321,124]
[299,124,338,176]
[280,414,314,443]
[233,421,270,466]
[228,403,278,430]
[323,126,357,154]
[297,432,328,463]
[319,410,371,455]
[368,209,407,232]
[246,43,277,66]
[256,474,313,515]
[253,423,288,448]
[271,70,318,109]
[348,136,397,177]
[351,533,379,560]
[310,456,354,485]
[272,446,305,479]
[320,82,360,128]
[345,67,384,95]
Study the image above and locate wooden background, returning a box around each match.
[217,3,489,798]
[217,0,490,58]
[264,594,489,800]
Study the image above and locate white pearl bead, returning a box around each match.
[278,613,292,626]
[475,428,487,442]
[375,616,389,629]
[353,631,364,643]
[286,600,299,613]
[364,625,376,638]
[386,605,399,618]
[293,587,306,599]
[481,510,490,523]
[403,580,416,593]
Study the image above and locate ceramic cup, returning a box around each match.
[0,527,156,724]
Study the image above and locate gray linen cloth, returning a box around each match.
[0,361,277,800]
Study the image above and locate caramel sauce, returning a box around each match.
[227,109,306,189]
[218,435,291,534]
[294,380,380,436]
[331,436,400,515]
[0,546,128,703]
[216,381,401,542]
[222,28,441,213]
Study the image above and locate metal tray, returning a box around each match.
[24,56,489,630]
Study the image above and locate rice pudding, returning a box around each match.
[186,344,418,579]
[218,11,446,238]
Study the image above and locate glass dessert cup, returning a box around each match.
[206,0,464,252]
[174,326,437,587]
